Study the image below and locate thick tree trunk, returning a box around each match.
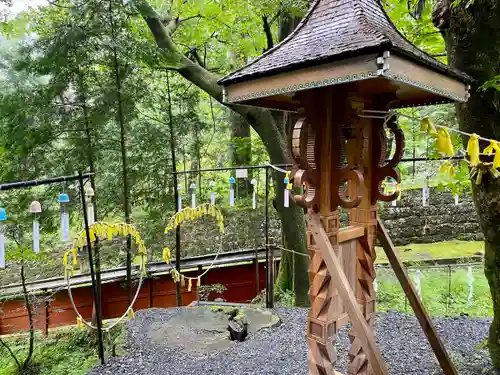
[472,178,500,369]
[435,0,500,368]
[238,107,309,306]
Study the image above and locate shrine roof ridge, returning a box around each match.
[219,0,471,86]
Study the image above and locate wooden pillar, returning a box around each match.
[303,88,344,375]
[346,97,389,375]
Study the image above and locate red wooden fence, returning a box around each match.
[0,262,267,335]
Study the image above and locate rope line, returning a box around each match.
[66,268,144,331]
[362,110,494,143]
[267,164,288,174]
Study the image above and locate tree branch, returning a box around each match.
[0,336,21,369]
[133,0,223,101]
[262,15,274,52]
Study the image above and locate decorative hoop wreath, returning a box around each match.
[163,203,224,292]
[63,222,148,331]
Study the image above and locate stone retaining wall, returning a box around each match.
[379,187,483,246]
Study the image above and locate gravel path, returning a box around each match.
[90,308,492,375]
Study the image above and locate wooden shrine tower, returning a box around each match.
[220,1,471,374]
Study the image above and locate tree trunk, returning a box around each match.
[435,0,500,368]
[21,264,34,369]
[77,72,102,327]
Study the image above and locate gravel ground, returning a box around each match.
[89,308,492,375]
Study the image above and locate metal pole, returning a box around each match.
[265,166,270,308]
[447,265,452,314]
[78,172,105,364]
[254,249,260,295]
[0,173,93,191]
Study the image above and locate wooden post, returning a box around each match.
[377,219,458,375]
[304,88,343,375]
[347,98,378,375]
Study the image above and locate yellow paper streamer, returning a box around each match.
[494,143,500,169]
[188,278,192,292]
[127,309,135,320]
[468,134,480,166]
[77,316,83,329]
[436,128,454,157]
[439,162,455,178]
[420,117,437,135]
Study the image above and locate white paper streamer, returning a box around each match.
[422,183,430,207]
[0,233,5,269]
[391,199,397,207]
[229,188,235,207]
[177,184,182,212]
[467,266,474,307]
[373,278,378,292]
[61,212,70,242]
[284,189,290,208]
[250,179,257,209]
[190,183,196,208]
[33,220,40,254]
[413,269,422,299]
[209,181,216,205]
[87,203,95,226]
[454,194,459,205]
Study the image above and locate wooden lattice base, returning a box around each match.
[307,211,341,375]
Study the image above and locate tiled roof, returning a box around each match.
[219,0,469,85]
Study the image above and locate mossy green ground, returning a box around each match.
[375,240,483,263]
[0,327,98,375]
[374,240,491,317]
[377,266,492,317]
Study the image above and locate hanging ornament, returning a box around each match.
[209,181,216,205]
[190,183,197,208]
[420,117,437,135]
[467,134,480,166]
[177,184,182,212]
[436,128,454,157]
[85,186,95,225]
[493,143,500,169]
[454,194,459,205]
[250,178,257,209]
[59,193,70,242]
[30,201,42,254]
[0,207,6,269]
[229,177,235,207]
[422,180,430,207]
[414,269,422,300]
[439,161,455,178]
[284,172,292,208]
[467,266,474,307]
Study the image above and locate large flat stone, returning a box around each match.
[148,306,280,356]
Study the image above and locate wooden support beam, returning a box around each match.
[308,213,389,375]
[376,218,458,375]
[338,226,365,243]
